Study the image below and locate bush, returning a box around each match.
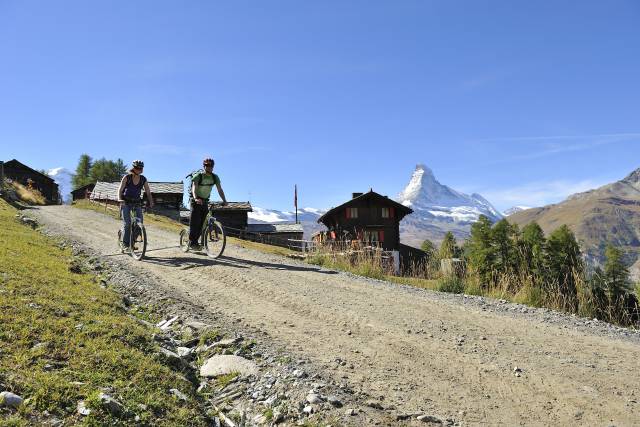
[437,276,465,294]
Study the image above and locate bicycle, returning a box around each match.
[117,200,147,261]
[179,202,226,258]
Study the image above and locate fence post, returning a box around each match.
[0,161,4,192]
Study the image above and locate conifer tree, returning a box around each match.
[521,222,546,281]
[73,154,93,188]
[439,232,459,259]
[603,244,630,304]
[545,225,582,310]
[465,215,495,285]
[491,219,519,276]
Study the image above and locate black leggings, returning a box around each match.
[189,202,209,244]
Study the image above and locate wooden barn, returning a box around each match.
[316,190,413,251]
[3,159,59,204]
[90,180,184,220]
[71,183,95,201]
[210,202,253,231]
[246,223,304,242]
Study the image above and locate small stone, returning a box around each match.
[303,405,314,415]
[177,347,193,358]
[292,369,306,378]
[513,366,522,373]
[345,408,357,416]
[200,355,258,378]
[306,393,323,404]
[327,395,343,407]
[417,414,443,423]
[0,391,24,408]
[77,400,91,416]
[170,388,189,402]
[253,414,268,425]
[366,399,384,410]
[98,393,124,416]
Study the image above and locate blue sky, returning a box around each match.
[1,1,639,211]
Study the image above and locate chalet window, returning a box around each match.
[381,207,389,218]
[345,207,358,219]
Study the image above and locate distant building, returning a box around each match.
[71,183,95,201]
[90,180,184,220]
[246,223,304,244]
[210,202,253,231]
[316,190,413,251]
[3,159,59,204]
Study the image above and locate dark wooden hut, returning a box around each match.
[210,202,253,232]
[71,183,95,201]
[3,159,59,204]
[316,190,413,251]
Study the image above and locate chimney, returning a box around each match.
[352,192,363,199]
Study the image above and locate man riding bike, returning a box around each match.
[189,157,227,250]
[117,160,154,251]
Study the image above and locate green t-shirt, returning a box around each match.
[192,171,220,200]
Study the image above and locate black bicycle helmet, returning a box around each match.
[132,160,144,168]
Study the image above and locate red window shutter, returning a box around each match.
[390,207,395,218]
[345,208,350,219]
[378,230,384,242]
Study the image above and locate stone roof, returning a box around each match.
[148,182,183,194]
[90,181,184,201]
[211,202,253,212]
[246,223,304,234]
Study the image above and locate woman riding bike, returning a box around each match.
[117,160,154,251]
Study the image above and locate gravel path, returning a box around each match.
[33,205,640,426]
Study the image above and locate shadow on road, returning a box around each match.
[220,255,338,274]
[138,253,338,275]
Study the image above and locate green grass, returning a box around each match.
[0,198,208,426]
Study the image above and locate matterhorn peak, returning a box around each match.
[397,163,502,220]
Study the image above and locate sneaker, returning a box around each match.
[188,242,202,251]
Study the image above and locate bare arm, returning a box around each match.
[216,182,227,204]
[144,181,154,208]
[191,182,203,204]
[117,175,127,202]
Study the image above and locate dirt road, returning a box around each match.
[32,205,640,426]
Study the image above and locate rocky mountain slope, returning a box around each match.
[398,164,502,247]
[508,168,640,279]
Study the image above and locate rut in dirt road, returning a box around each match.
[33,205,640,426]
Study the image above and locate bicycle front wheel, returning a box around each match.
[131,222,147,260]
[204,220,226,258]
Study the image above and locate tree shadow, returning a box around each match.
[220,255,338,274]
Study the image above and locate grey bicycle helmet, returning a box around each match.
[132,160,144,168]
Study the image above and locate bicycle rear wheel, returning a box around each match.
[131,222,147,260]
[204,220,226,258]
[179,229,190,252]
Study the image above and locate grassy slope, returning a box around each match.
[0,198,207,426]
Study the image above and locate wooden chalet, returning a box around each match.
[210,202,253,231]
[71,183,95,201]
[3,159,59,204]
[316,190,413,251]
[246,223,304,241]
[90,180,184,220]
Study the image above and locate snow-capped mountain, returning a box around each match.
[502,206,533,217]
[249,207,324,224]
[249,207,325,238]
[48,167,73,204]
[398,164,502,247]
